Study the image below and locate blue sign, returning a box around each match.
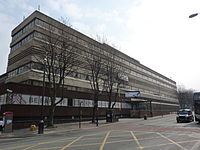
[125,91,141,98]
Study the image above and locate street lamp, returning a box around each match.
[79,101,83,128]
[189,13,199,18]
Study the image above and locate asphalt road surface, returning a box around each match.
[1,114,200,150]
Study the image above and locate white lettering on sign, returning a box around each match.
[125,91,140,98]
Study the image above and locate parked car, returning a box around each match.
[176,109,194,123]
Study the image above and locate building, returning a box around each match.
[0,11,179,128]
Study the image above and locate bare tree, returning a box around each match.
[95,35,123,109]
[58,17,72,28]
[177,85,194,109]
[95,34,110,44]
[36,23,80,127]
[103,50,122,109]
[111,74,125,109]
[85,51,104,123]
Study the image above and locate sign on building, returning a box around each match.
[125,91,141,98]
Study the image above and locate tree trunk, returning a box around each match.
[111,102,115,109]
[108,94,112,109]
[92,105,96,123]
[92,92,98,123]
[47,105,56,128]
[108,101,111,109]
[111,92,118,109]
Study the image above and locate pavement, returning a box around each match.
[0,119,113,138]
[2,114,200,150]
[0,115,172,139]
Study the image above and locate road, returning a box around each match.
[1,114,200,150]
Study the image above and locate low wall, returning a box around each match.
[0,104,130,129]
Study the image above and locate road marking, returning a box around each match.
[156,132,187,150]
[163,132,189,136]
[83,136,104,140]
[23,143,38,150]
[109,134,131,138]
[34,147,62,150]
[5,144,36,150]
[138,136,162,141]
[72,139,133,149]
[99,131,110,150]
[21,137,76,150]
[134,131,157,136]
[84,132,107,137]
[37,141,167,150]
[0,138,21,141]
[71,139,134,148]
[137,141,176,149]
[106,139,133,144]
[136,139,199,149]
[60,136,83,150]
[7,132,108,150]
[178,139,200,144]
[23,139,200,150]
[70,142,101,147]
[110,130,130,133]
[130,131,144,149]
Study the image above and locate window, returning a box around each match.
[98,101,102,107]
[11,32,34,52]
[74,99,80,107]
[32,62,43,71]
[12,19,35,42]
[68,98,73,106]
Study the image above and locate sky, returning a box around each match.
[1,0,200,91]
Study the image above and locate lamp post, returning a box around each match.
[79,101,83,128]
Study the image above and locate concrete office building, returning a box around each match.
[0,11,179,127]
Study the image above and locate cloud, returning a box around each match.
[1,0,200,90]
[118,0,200,90]
[0,0,35,74]
[0,13,16,74]
[73,22,91,34]
[47,0,83,19]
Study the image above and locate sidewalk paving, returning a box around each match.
[0,115,171,139]
[0,119,109,139]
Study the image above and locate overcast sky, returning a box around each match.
[1,0,200,91]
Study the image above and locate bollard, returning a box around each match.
[38,120,44,134]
